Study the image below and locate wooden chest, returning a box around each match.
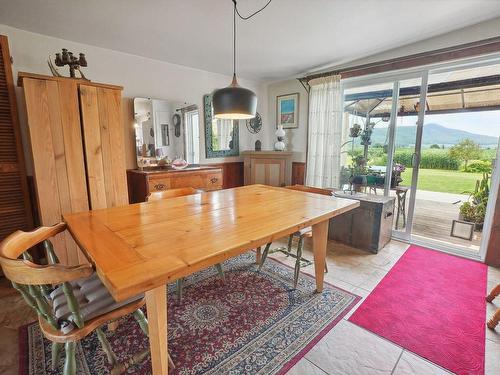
[127,166,223,203]
[329,193,395,253]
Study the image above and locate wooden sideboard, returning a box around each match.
[127,166,223,203]
[242,151,293,187]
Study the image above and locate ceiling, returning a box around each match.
[1,0,500,81]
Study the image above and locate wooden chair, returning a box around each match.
[259,185,331,289]
[146,187,225,300]
[146,187,204,201]
[0,223,175,375]
[487,283,500,329]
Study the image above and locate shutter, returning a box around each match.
[0,35,33,241]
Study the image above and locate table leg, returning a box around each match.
[146,285,168,374]
[312,220,328,293]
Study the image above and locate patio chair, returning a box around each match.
[0,223,174,375]
[487,283,500,329]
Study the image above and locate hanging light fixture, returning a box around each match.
[213,0,272,120]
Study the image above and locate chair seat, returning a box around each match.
[49,273,143,334]
[295,227,313,237]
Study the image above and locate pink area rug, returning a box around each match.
[349,245,488,375]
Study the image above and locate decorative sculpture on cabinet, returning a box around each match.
[48,48,88,80]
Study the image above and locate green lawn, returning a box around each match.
[400,168,483,194]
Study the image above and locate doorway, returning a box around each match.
[341,58,500,259]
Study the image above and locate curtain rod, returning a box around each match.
[302,35,500,83]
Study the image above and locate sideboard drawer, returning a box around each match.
[148,177,172,192]
[168,174,206,190]
[206,173,223,191]
[127,167,224,203]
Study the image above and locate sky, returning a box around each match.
[377,110,500,138]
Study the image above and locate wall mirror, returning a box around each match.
[134,97,200,167]
[203,94,239,158]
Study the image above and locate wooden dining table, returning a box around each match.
[63,184,359,374]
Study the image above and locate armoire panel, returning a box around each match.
[23,77,89,265]
[80,85,128,208]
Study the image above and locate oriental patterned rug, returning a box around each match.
[20,252,359,375]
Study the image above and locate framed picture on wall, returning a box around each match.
[276,93,299,129]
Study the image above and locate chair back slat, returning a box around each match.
[146,187,202,201]
[62,282,84,328]
[44,239,60,264]
[12,282,58,328]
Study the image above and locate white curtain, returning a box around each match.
[217,119,233,149]
[306,75,343,188]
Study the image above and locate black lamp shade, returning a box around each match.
[213,82,257,120]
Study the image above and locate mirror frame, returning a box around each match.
[204,94,239,158]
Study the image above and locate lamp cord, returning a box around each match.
[231,0,273,77]
[233,0,273,20]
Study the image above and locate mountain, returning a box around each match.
[370,123,498,147]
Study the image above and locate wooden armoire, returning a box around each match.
[18,73,128,265]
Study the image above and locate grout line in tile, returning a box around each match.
[400,349,453,374]
[305,357,332,375]
[304,358,330,375]
[390,349,404,375]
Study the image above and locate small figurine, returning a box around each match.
[48,48,88,80]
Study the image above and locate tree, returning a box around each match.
[430,144,441,149]
[449,139,481,171]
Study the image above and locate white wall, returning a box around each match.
[267,79,309,162]
[266,16,500,164]
[325,16,500,72]
[0,24,271,172]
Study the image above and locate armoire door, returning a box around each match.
[79,85,128,209]
[22,77,89,265]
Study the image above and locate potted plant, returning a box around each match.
[350,123,362,138]
[350,155,368,192]
[459,173,490,231]
[391,163,406,188]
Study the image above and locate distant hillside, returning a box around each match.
[370,123,498,146]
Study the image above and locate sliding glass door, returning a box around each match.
[341,73,427,242]
[341,57,500,259]
[410,61,500,257]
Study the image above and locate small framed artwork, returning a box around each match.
[276,93,299,129]
[450,220,474,241]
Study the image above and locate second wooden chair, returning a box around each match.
[146,187,225,300]
[259,185,332,289]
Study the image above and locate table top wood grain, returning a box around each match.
[63,185,359,301]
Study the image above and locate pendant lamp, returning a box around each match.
[213,0,271,120]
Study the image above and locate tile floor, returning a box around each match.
[0,239,499,374]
